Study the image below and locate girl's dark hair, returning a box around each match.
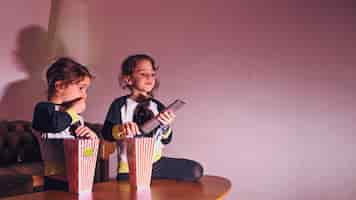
[46,57,93,100]
[119,54,159,95]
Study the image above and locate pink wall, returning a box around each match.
[1,1,356,199]
[0,1,50,120]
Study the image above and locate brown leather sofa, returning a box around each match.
[0,120,116,198]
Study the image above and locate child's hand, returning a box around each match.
[121,122,141,137]
[157,111,176,126]
[75,125,98,139]
[69,98,86,114]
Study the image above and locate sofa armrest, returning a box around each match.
[98,140,117,181]
[99,140,116,160]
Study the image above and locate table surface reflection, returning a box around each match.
[0,175,231,200]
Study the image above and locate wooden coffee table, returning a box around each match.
[1,175,231,200]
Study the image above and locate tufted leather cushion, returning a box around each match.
[0,120,42,166]
[84,122,103,138]
[0,120,44,197]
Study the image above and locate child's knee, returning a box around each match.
[192,161,204,181]
[181,159,203,181]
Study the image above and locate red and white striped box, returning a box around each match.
[63,139,99,194]
[127,137,155,190]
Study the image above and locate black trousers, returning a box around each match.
[117,156,203,182]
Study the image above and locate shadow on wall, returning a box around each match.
[0,25,65,121]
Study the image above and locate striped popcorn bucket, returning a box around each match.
[63,139,99,194]
[127,137,155,190]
